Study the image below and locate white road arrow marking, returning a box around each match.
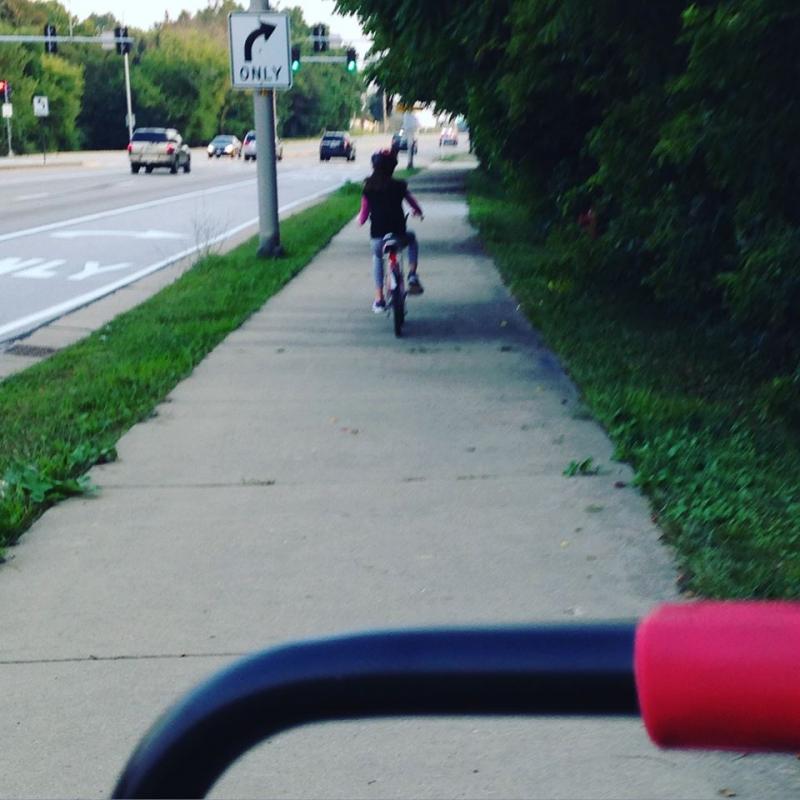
[68,261,132,281]
[13,260,66,279]
[0,257,44,276]
[51,229,187,240]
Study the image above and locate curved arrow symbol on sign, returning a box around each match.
[244,22,276,61]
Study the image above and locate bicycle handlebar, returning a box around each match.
[111,602,800,798]
[635,602,800,752]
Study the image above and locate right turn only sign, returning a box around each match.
[229,12,292,90]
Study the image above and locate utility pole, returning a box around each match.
[114,27,134,140]
[123,50,133,140]
[250,0,282,257]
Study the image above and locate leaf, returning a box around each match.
[564,458,601,477]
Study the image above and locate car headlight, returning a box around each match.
[207,145,214,153]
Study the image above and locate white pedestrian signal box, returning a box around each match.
[229,12,292,90]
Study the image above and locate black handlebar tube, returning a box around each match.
[112,625,638,798]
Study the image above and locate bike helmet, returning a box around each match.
[371,148,398,173]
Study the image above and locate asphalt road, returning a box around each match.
[0,133,442,346]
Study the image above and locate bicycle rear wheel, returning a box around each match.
[392,284,405,337]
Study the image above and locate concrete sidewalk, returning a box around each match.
[0,163,796,799]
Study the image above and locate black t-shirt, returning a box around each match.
[364,179,407,238]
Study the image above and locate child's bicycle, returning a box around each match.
[112,601,800,798]
[381,232,407,338]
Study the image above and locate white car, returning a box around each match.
[439,127,459,146]
[128,127,191,174]
[241,130,283,161]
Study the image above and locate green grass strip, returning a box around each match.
[0,180,363,550]
[467,169,800,599]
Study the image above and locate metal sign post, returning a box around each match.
[229,4,291,257]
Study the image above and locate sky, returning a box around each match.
[62,0,368,44]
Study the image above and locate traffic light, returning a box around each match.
[312,24,329,52]
[0,81,6,101]
[346,48,357,72]
[291,45,301,72]
[114,26,130,55]
[44,23,57,54]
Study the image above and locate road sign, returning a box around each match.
[229,12,292,90]
[100,29,115,50]
[33,96,49,117]
[1,103,11,119]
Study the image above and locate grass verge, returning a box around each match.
[467,169,800,599]
[0,180,363,553]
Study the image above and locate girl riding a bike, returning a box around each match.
[358,148,424,313]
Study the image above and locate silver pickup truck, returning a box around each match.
[128,127,192,174]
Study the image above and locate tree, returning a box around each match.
[75,47,127,149]
[22,54,85,152]
[276,6,363,137]
[132,28,229,143]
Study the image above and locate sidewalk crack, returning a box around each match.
[0,650,247,666]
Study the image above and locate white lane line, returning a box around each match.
[16,193,51,201]
[51,229,187,240]
[0,179,256,244]
[0,183,346,342]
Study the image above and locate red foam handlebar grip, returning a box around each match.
[635,602,800,751]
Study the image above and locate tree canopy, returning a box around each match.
[335,0,800,352]
[0,0,366,152]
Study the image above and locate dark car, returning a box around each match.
[207,134,241,158]
[391,129,418,154]
[320,131,356,161]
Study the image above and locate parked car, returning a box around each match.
[241,130,283,161]
[319,131,356,161]
[128,127,191,174]
[207,134,241,158]
[391,129,418,154]
[439,126,459,146]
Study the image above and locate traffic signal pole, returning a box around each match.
[123,51,133,141]
[250,0,282,257]
[0,30,135,147]
[2,82,12,156]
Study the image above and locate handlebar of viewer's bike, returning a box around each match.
[112,602,800,798]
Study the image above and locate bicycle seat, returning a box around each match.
[381,233,401,254]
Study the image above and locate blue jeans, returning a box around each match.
[371,231,418,289]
